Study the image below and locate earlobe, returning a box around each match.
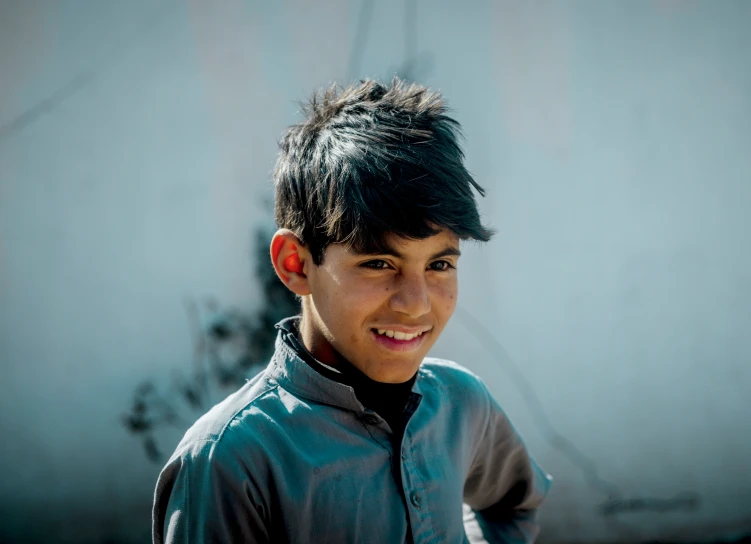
[270,230,311,296]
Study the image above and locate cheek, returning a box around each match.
[307,272,343,325]
[445,291,458,314]
[326,277,382,325]
[433,280,458,316]
[346,277,391,306]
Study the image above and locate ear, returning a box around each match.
[270,229,312,296]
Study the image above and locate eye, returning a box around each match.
[428,260,455,272]
[360,259,391,270]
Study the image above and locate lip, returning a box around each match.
[372,325,433,335]
[370,327,432,352]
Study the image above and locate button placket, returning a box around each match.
[409,490,422,509]
[400,430,411,461]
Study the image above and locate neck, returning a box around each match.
[298,306,339,367]
[291,315,417,390]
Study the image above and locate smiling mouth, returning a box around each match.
[371,328,431,341]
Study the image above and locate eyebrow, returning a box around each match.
[363,245,462,260]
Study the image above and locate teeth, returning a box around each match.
[376,329,426,341]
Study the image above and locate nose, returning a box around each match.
[389,272,431,318]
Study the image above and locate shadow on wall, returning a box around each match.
[119,0,435,465]
[120,227,299,463]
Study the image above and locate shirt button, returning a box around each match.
[409,491,422,509]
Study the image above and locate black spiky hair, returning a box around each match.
[273,77,494,264]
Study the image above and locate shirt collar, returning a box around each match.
[267,317,423,412]
[267,318,365,412]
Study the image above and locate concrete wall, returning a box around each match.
[1,1,749,542]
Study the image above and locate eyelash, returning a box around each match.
[361,260,455,272]
[430,260,455,272]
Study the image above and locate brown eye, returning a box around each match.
[361,260,390,269]
[429,260,454,272]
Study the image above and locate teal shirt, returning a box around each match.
[153,323,552,543]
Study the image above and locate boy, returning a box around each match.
[153,79,551,543]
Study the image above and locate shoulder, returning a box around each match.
[153,375,278,540]
[419,357,487,390]
[168,370,281,462]
[418,357,492,406]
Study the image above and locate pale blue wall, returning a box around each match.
[1,1,749,542]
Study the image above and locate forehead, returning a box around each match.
[384,229,459,253]
[335,229,460,259]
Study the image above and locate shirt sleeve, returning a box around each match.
[462,379,552,544]
[152,438,269,544]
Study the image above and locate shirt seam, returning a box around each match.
[214,381,281,444]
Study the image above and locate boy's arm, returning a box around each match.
[152,439,269,544]
[462,381,552,544]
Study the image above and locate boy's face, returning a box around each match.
[300,229,460,383]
